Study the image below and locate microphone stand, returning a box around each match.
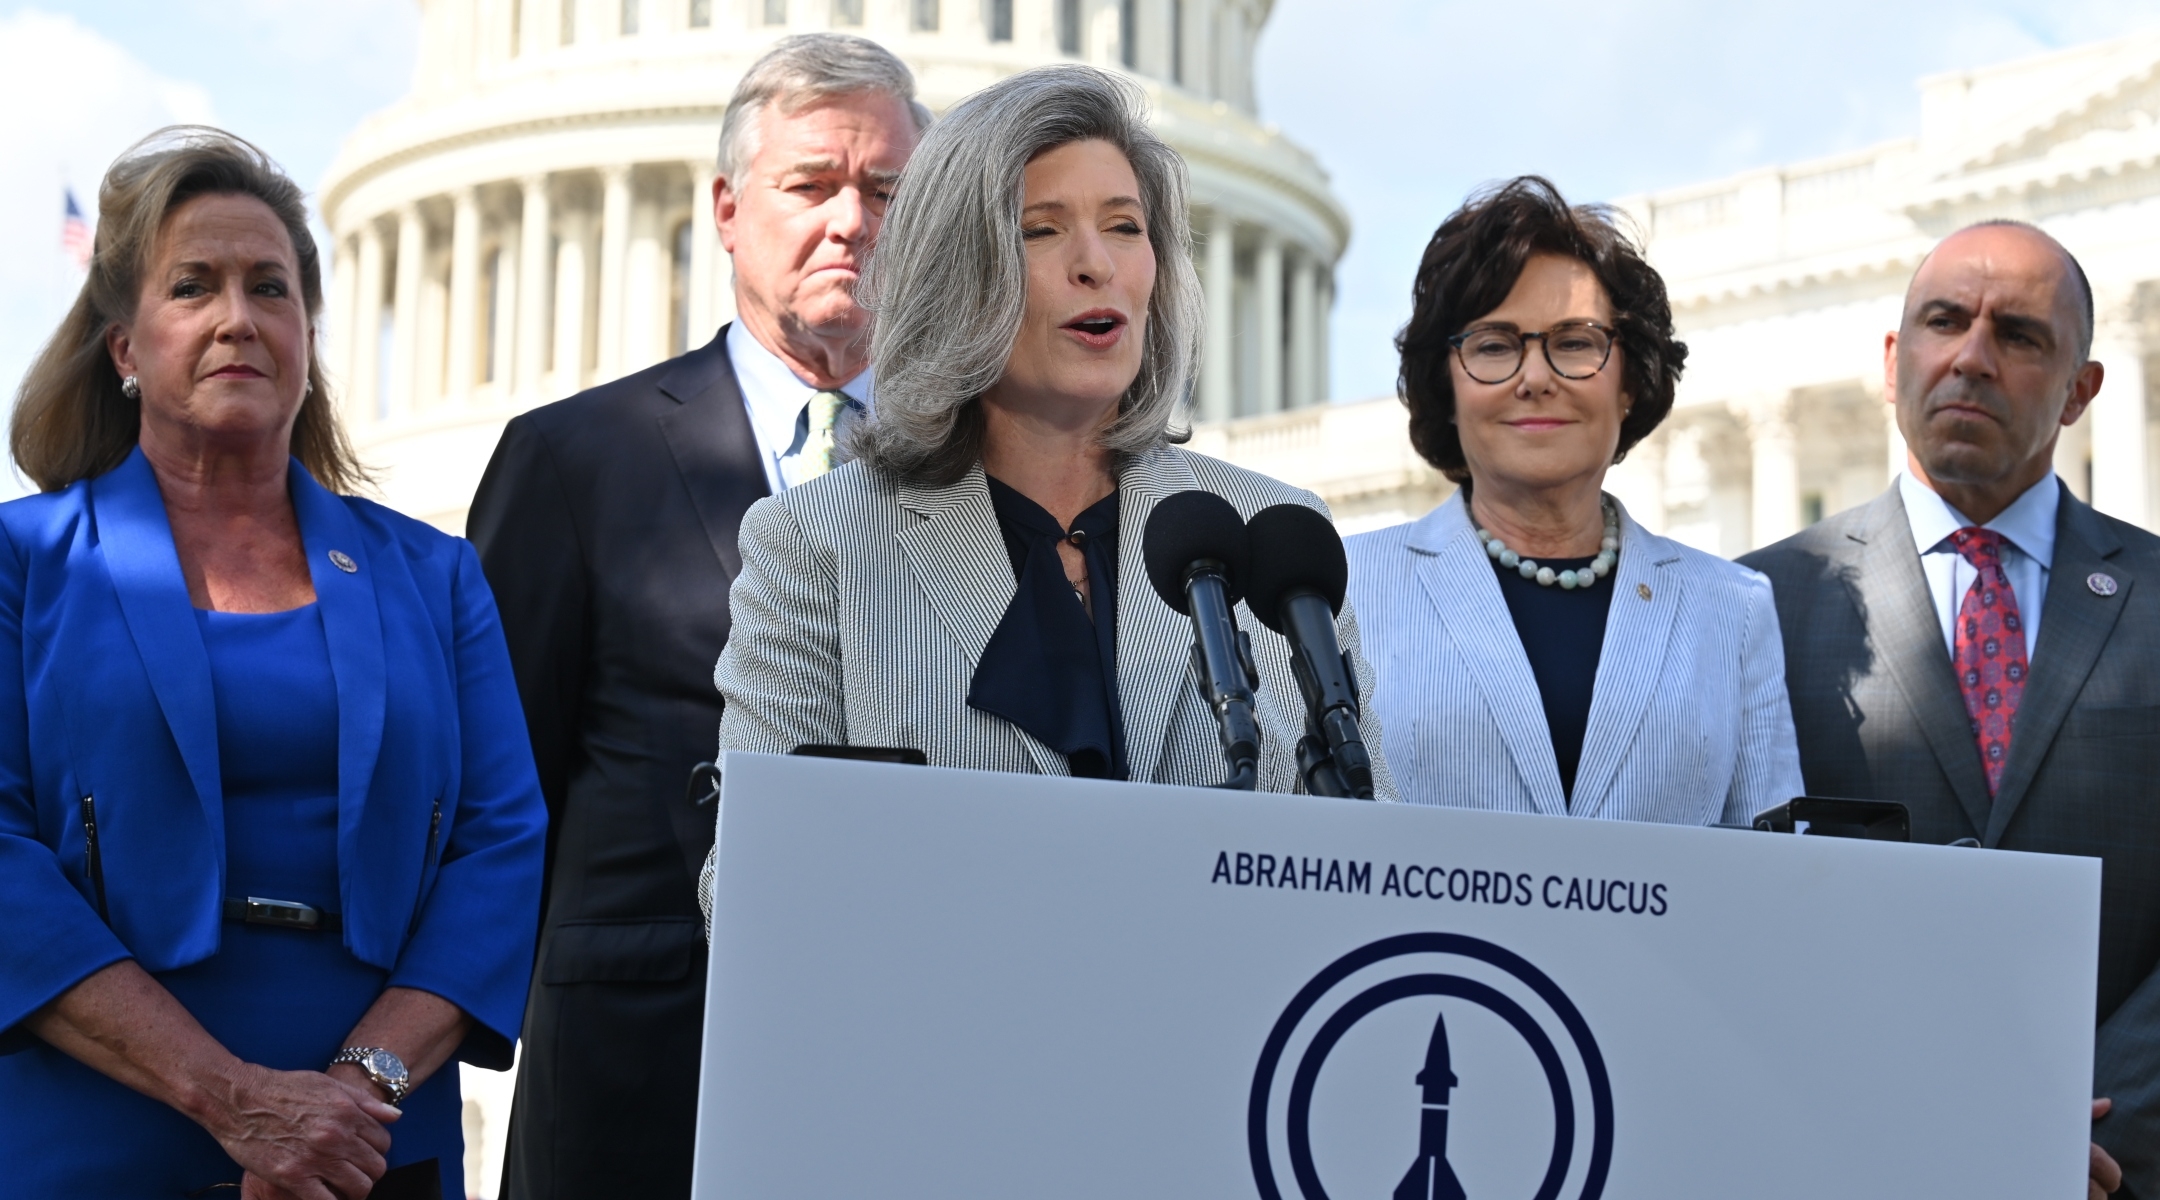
[1277,588,1376,800]
[1182,562,1262,791]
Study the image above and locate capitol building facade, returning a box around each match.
[320,0,1346,532]
[1209,28,2160,549]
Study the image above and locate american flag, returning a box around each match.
[61,189,93,271]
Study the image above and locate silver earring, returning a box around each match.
[121,375,141,400]
[304,381,314,398]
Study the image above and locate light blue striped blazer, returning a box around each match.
[1345,492,1802,824]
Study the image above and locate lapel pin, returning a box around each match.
[1636,582,1652,601]
[2087,572,2118,597]
[329,550,358,574]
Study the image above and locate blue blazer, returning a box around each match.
[1346,492,1804,824]
[0,450,546,1063]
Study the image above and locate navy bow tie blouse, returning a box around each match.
[966,476,1130,780]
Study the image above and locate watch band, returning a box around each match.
[329,1046,410,1104]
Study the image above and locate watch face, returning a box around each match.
[366,1049,408,1087]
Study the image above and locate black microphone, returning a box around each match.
[1143,490,1261,791]
[1243,503,1374,800]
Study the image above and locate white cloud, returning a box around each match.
[0,7,220,494]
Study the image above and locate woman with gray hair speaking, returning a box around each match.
[702,65,1391,904]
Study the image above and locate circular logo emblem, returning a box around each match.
[1249,933,1613,1200]
[2087,572,2119,597]
[328,550,359,574]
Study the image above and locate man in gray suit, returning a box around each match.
[1743,221,2150,1198]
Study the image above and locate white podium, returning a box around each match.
[692,752,2099,1199]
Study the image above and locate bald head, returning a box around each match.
[1887,219,2106,524]
[1910,221,2093,361]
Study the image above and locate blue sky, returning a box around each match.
[1252,0,2160,399]
[0,0,418,490]
[4,0,2158,429]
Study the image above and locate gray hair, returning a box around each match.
[855,65,1203,486]
[717,34,931,184]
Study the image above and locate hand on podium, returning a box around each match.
[2091,1098,2121,1199]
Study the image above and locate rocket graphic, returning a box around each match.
[1392,1008,1468,1200]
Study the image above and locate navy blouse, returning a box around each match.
[1492,554,1614,804]
[966,477,1129,779]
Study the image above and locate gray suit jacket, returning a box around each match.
[698,445,1396,923]
[1742,482,2160,1195]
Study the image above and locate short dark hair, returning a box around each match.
[1395,176,1686,485]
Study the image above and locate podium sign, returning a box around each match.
[692,752,2099,1199]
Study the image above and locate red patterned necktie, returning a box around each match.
[1949,527,2029,795]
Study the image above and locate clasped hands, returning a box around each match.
[211,1061,403,1200]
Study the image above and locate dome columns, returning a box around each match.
[597,164,634,379]
[447,187,483,404]
[1287,250,1317,410]
[318,2,1342,530]
[388,205,427,422]
[1197,205,1334,422]
[331,161,731,432]
[346,224,385,427]
[515,175,552,398]
[332,171,1335,440]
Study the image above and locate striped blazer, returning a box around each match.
[1344,491,1801,824]
[698,446,1397,924]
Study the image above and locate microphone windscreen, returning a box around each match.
[1242,503,1349,632]
[1142,490,1251,614]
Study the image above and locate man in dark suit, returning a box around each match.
[1743,221,2152,1199]
[466,34,924,1198]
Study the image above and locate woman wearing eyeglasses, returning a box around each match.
[1345,176,1801,824]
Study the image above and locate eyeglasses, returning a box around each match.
[1447,321,1617,385]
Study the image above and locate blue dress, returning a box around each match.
[0,605,464,1197]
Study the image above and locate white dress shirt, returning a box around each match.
[1899,471,2058,664]
[726,321,874,495]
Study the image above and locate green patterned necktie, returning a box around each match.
[779,390,854,489]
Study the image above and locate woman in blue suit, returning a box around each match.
[1347,177,1802,824]
[0,128,545,1198]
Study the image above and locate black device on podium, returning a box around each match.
[1752,797,1911,841]
[689,745,926,809]
[1241,503,1375,800]
[1143,491,1262,791]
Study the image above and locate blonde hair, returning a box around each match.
[11,126,369,493]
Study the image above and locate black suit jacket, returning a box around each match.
[1742,483,2160,1197]
[467,329,766,1199]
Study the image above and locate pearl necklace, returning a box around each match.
[1474,499,1621,590]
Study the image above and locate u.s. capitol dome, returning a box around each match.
[320,0,1347,530]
